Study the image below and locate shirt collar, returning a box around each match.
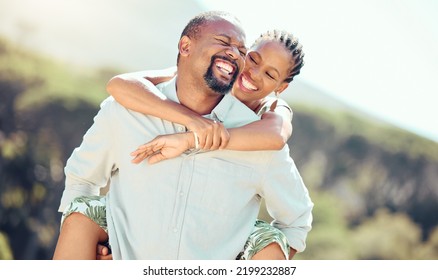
[209,94,260,128]
[158,75,259,125]
[158,76,179,103]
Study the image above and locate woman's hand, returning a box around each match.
[130,132,194,164]
[185,117,230,150]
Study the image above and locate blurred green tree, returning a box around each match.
[0,232,13,259]
[352,208,424,259]
[295,192,356,259]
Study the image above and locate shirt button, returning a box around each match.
[179,192,184,196]
[178,127,184,132]
[173,228,178,233]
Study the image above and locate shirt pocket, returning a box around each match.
[199,157,258,216]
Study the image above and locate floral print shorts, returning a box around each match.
[61,195,290,260]
[236,219,290,260]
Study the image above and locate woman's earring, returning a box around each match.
[269,91,279,111]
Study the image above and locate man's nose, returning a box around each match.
[225,45,240,60]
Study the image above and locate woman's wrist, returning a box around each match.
[191,131,199,150]
[183,131,199,152]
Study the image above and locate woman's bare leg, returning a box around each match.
[53,213,108,260]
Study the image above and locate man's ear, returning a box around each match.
[178,35,191,57]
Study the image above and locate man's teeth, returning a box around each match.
[216,61,233,75]
[242,76,257,90]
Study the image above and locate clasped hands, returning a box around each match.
[131,117,229,164]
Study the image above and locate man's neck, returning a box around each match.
[175,76,225,115]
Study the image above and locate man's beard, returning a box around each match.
[203,55,239,95]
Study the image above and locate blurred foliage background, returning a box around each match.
[1,36,437,260]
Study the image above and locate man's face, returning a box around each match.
[189,19,247,95]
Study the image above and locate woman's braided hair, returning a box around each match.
[251,30,305,83]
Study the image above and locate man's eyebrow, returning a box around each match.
[216,34,232,40]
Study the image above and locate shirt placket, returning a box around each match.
[169,126,195,258]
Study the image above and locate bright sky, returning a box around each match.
[201,0,438,142]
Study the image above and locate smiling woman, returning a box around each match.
[233,30,304,112]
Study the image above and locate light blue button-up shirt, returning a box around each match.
[59,77,313,259]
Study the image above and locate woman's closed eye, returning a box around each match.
[266,72,276,80]
[249,54,257,65]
